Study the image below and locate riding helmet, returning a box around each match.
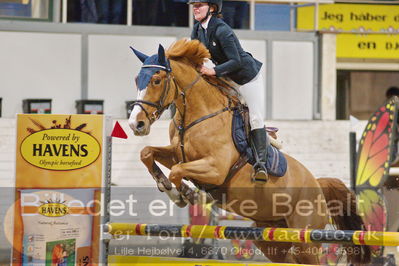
[187,0,223,14]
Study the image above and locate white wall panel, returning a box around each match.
[88,35,177,118]
[0,27,318,120]
[0,32,81,117]
[272,41,314,120]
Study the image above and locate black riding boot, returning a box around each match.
[250,128,269,183]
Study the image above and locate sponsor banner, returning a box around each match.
[15,114,104,188]
[337,34,399,59]
[12,114,108,265]
[297,4,399,59]
[18,189,98,265]
[20,128,101,171]
[297,4,399,32]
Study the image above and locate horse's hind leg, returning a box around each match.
[252,221,296,263]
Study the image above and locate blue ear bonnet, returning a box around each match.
[136,55,163,90]
[131,44,171,91]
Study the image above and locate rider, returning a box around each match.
[188,0,269,183]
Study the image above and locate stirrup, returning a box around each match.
[252,165,268,184]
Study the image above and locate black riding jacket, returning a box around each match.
[191,16,262,85]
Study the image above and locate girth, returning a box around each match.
[173,105,231,163]
[200,153,249,204]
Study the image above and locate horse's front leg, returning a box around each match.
[140,145,177,191]
[169,157,225,204]
[140,145,187,207]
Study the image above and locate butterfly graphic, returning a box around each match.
[355,97,399,257]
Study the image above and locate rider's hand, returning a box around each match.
[200,65,216,76]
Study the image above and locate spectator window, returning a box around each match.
[66,0,189,26]
[0,0,51,20]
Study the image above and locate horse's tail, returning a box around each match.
[317,177,371,265]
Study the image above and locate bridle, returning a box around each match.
[131,62,232,164]
[130,64,177,124]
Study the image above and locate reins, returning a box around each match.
[131,60,247,201]
[130,65,176,124]
[131,62,233,165]
[172,72,232,164]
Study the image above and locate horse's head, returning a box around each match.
[128,45,175,136]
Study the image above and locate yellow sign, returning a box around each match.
[38,203,69,217]
[337,34,399,59]
[297,4,399,59]
[13,114,109,266]
[297,4,399,32]
[20,128,101,170]
[15,114,105,188]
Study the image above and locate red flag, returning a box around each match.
[111,121,128,139]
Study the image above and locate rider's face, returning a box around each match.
[192,3,210,22]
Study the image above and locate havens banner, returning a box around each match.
[12,114,110,265]
[15,114,104,188]
[20,128,101,171]
[297,4,399,59]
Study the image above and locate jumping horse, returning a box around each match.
[128,39,370,264]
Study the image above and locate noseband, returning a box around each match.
[131,64,175,124]
[132,62,232,165]
[131,63,203,124]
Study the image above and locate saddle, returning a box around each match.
[203,75,283,149]
[196,76,287,203]
[232,107,287,177]
[202,76,288,177]
[202,76,241,104]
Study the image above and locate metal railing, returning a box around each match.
[58,0,333,31]
[1,0,398,33]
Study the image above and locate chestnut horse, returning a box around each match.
[128,39,370,264]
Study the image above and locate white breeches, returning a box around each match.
[204,60,265,130]
[237,68,265,130]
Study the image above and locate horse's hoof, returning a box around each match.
[156,182,166,192]
[162,179,173,190]
[165,188,188,208]
[202,191,215,204]
[188,193,199,205]
[179,186,199,205]
[185,194,198,205]
[181,194,191,204]
[174,199,188,208]
[153,176,173,191]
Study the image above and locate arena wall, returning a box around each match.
[0,21,321,120]
[0,118,366,186]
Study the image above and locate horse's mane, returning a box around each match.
[166,39,239,103]
[166,39,210,67]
